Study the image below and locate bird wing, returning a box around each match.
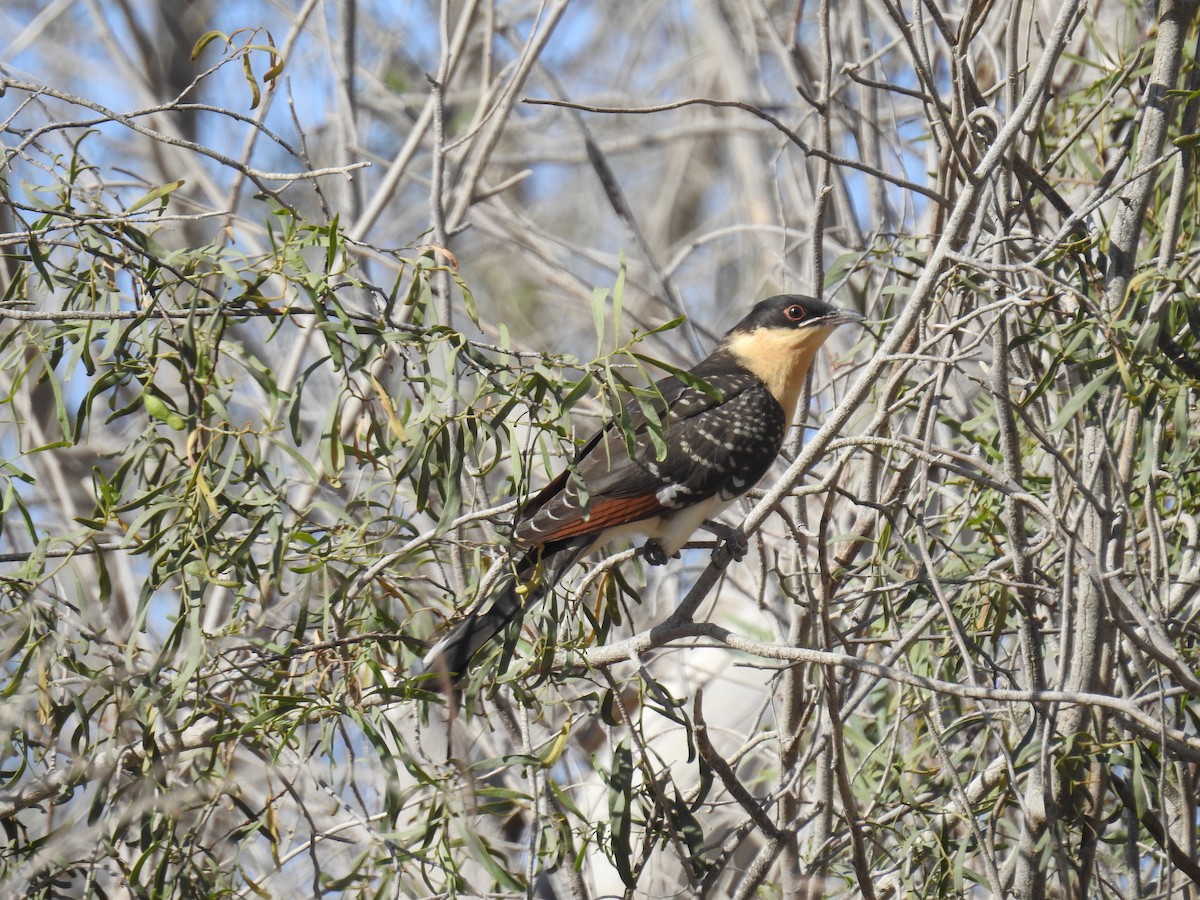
[513,364,785,546]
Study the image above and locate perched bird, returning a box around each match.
[422,295,862,679]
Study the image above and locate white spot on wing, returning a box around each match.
[656,482,693,507]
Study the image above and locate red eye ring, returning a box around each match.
[784,304,806,321]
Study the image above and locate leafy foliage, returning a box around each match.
[1,1,1199,898]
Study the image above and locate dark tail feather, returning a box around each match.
[419,537,591,682]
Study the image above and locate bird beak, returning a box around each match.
[816,307,865,328]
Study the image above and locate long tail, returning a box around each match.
[419,537,592,681]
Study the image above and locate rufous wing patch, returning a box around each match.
[517,492,664,544]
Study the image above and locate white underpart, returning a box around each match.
[590,493,732,558]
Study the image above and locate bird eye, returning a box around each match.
[784,304,806,322]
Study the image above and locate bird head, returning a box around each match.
[721,294,863,414]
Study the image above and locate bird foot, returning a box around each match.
[702,520,748,566]
[642,540,678,567]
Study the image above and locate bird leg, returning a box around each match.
[700,520,748,565]
[642,539,678,567]
[644,523,748,568]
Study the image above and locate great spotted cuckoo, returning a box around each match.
[422,294,861,679]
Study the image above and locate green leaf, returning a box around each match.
[560,374,594,411]
[823,250,862,289]
[607,738,636,889]
[638,315,687,339]
[459,822,525,892]
[456,273,479,328]
[1049,366,1113,432]
[611,261,625,351]
[191,30,229,59]
[536,722,572,767]
[591,286,609,357]
[126,179,185,214]
[631,351,720,398]
[670,790,708,878]
[242,52,263,109]
[35,352,72,440]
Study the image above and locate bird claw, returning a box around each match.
[643,540,676,567]
[703,520,748,566]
